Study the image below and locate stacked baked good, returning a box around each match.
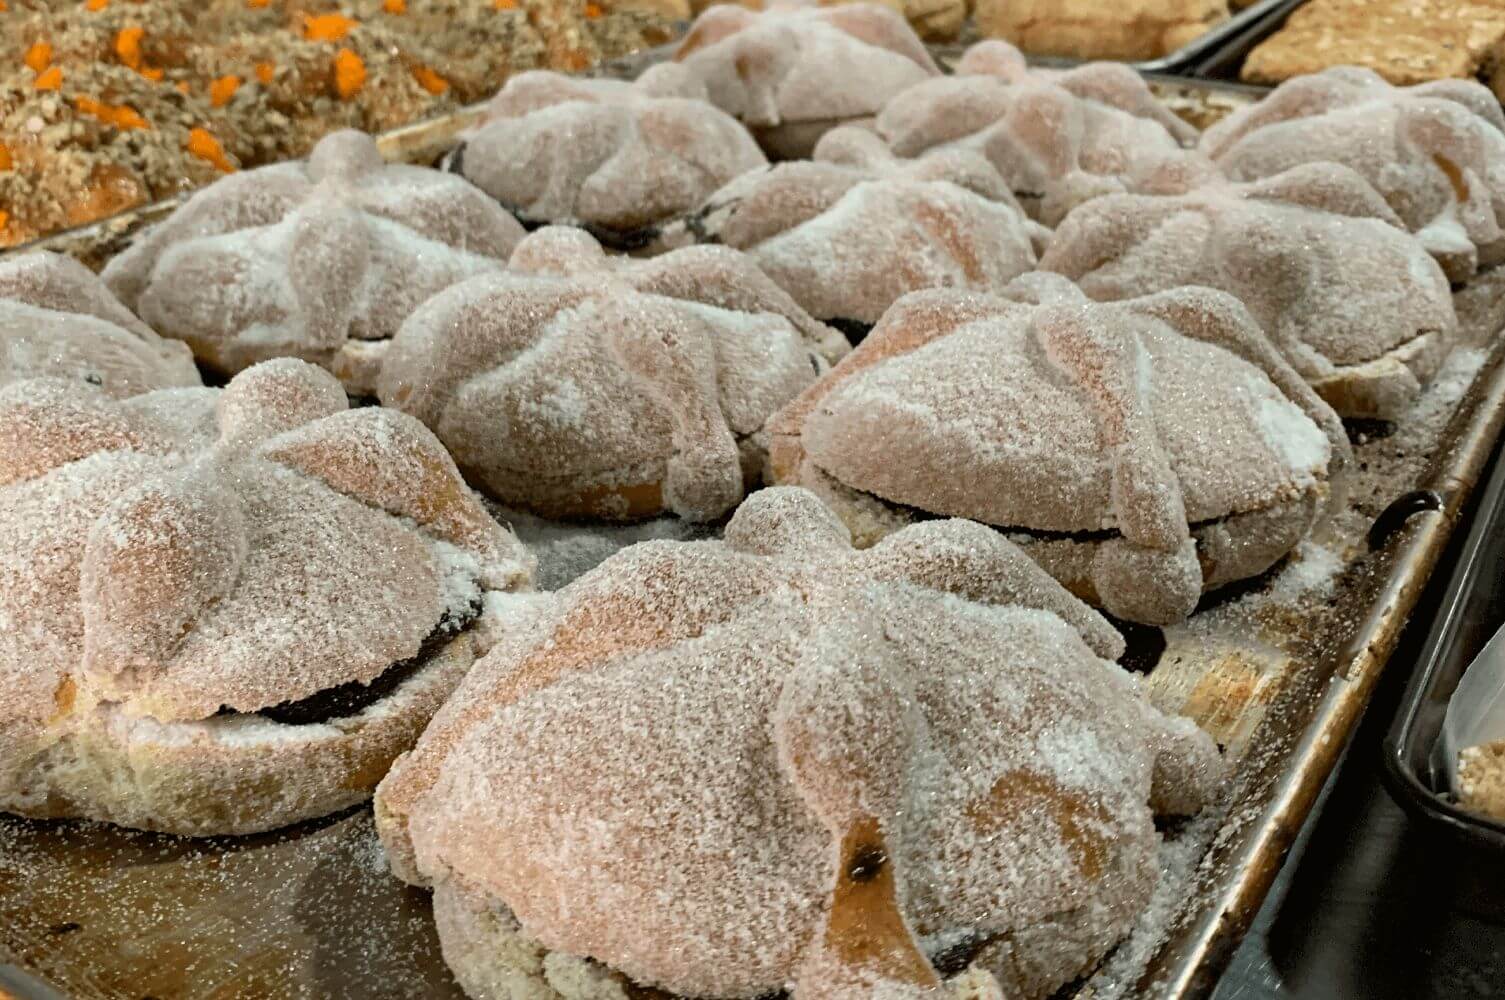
[446,63,767,248]
[673,1,941,157]
[672,125,1044,336]
[872,40,1199,224]
[376,487,1226,999]
[102,129,522,396]
[379,225,847,522]
[0,251,200,396]
[0,358,533,835]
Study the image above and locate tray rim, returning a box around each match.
[1380,410,1505,850]
[1145,338,1505,998]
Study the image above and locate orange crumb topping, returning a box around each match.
[24,41,52,73]
[210,74,241,106]
[34,66,63,90]
[0,2,9,12]
[115,26,144,70]
[584,2,602,16]
[384,0,405,12]
[187,128,235,172]
[0,211,9,230]
[255,61,276,84]
[0,145,11,171]
[176,80,191,93]
[333,48,366,98]
[247,0,270,7]
[141,66,164,81]
[86,0,109,10]
[494,0,517,9]
[75,96,150,129]
[303,12,358,41]
[411,64,448,94]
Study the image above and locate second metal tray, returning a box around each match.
[1383,437,1505,849]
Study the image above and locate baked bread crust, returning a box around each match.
[1041,162,1459,419]
[874,41,1199,226]
[0,252,200,399]
[376,486,1224,998]
[673,1,939,158]
[454,63,766,243]
[0,358,532,835]
[973,0,1230,62]
[101,130,523,396]
[378,226,845,523]
[769,278,1349,624]
[674,125,1044,328]
[1202,66,1505,283]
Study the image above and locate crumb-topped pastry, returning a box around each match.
[1041,162,1459,420]
[0,252,199,397]
[100,130,521,396]
[673,1,940,158]
[1241,0,1505,96]
[875,41,1199,226]
[1201,66,1505,283]
[375,486,1226,999]
[973,0,1230,62]
[0,358,533,835]
[770,276,1351,625]
[448,63,766,249]
[378,226,846,523]
[677,125,1044,337]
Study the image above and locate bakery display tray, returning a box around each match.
[6,51,1505,1000]
[1382,429,1505,850]
[1188,0,1306,80]
[1126,0,1296,75]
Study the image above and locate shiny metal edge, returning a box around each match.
[1143,339,1505,999]
[1130,0,1295,73]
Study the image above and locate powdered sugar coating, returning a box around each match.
[1040,162,1459,419]
[769,281,1348,624]
[682,127,1042,326]
[0,252,200,399]
[674,2,939,158]
[458,65,766,239]
[0,358,532,833]
[1201,66,1505,282]
[377,487,1224,998]
[379,226,840,523]
[875,40,1199,226]
[100,130,523,396]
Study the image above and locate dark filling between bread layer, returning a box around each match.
[443,142,663,252]
[825,317,873,345]
[214,600,481,726]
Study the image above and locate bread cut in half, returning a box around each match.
[449,63,766,250]
[0,252,200,398]
[670,125,1046,338]
[375,486,1225,1000]
[875,40,1200,225]
[378,226,846,524]
[1201,66,1505,283]
[673,1,939,158]
[101,130,523,397]
[0,359,533,835]
[1041,162,1459,420]
[769,276,1352,625]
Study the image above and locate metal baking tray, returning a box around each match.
[1128,0,1298,74]
[1190,0,1306,80]
[1381,433,1505,850]
[5,55,1505,1000]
